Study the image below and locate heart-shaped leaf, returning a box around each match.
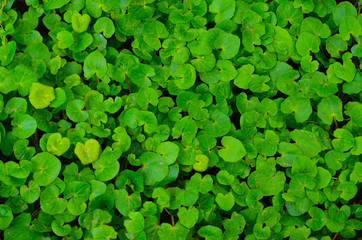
[75,139,101,165]
[47,133,70,156]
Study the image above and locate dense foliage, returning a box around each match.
[0,0,361,239]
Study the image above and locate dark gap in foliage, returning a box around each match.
[262,196,273,206]
[99,137,108,150]
[57,155,74,166]
[230,112,241,130]
[202,166,220,176]
[12,0,28,14]
[271,91,288,100]
[336,0,358,5]
[160,208,173,224]
[120,37,133,52]
[205,21,216,29]
[320,45,332,60]
[351,188,362,204]
[36,16,50,40]
[232,86,254,98]
[259,45,267,52]
[108,38,123,50]
[286,58,300,70]
[351,56,360,69]
[0,197,7,204]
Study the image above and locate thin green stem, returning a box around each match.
[164,208,175,227]
[333,115,339,129]
[332,232,339,240]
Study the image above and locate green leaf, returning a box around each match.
[11,114,37,139]
[209,0,235,23]
[307,207,327,231]
[300,17,331,38]
[214,32,240,59]
[75,139,101,165]
[310,72,338,97]
[94,17,115,38]
[40,185,67,215]
[92,225,117,239]
[66,99,89,122]
[5,160,32,178]
[281,94,312,122]
[56,31,74,49]
[156,142,179,165]
[46,133,70,156]
[253,222,271,239]
[139,152,169,186]
[216,60,237,82]
[142,21,169,50]
[177,207,199,229]
[339,15,361,41]
[325,149,345,171]
[316,167,331,189]
[12,65,38,97]
[254,130,279,156]
[218,136,246,162]
[5,97,28,117]
[216,170,234,185]
[333,53,356,82]
[273,26,292,55]
[114,189,142,217]
[29,83,55,109]
[277,70,299,96]
[337,182,358,201]
[291,130,321,157]
[152,188,170,207]
[172,116,198,143]
[124,212,145,234]
[129,64,155,87]
[51,219,71,237]
[191,54,216,73]
[0,67,16,94]
[3,213,42,240]
[326,204,347,232]
[332,129,354,152]
[72,12,91,33]
[277,1,303,27]
[31,152,61,186]
[43,0,70,10]
[215,192,235,211]
[296,33,320,56]
[172,64,196,89]
[0,204,13,230]
[93,146,121,181]
[20,180,40,204]
[158,222,189,240]
[332,1,357,26]
[84,50,108,80]
[317,95,343,125]
[345,102,362,127]
[292,155,317,177]
[198,225,223,240]
[234,64,254,89]
[0,41,16,66]
[193,154,210,172]
[326,34,348,58]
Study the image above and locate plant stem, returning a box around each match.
[333,115,339,129]
[125,75,131,93]
[216,146,226,149]
[164,208,175,227]
[332,232,339,240]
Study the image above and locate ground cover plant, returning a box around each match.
[0,0,361,239]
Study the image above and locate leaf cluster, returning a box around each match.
[0,0,361,240]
